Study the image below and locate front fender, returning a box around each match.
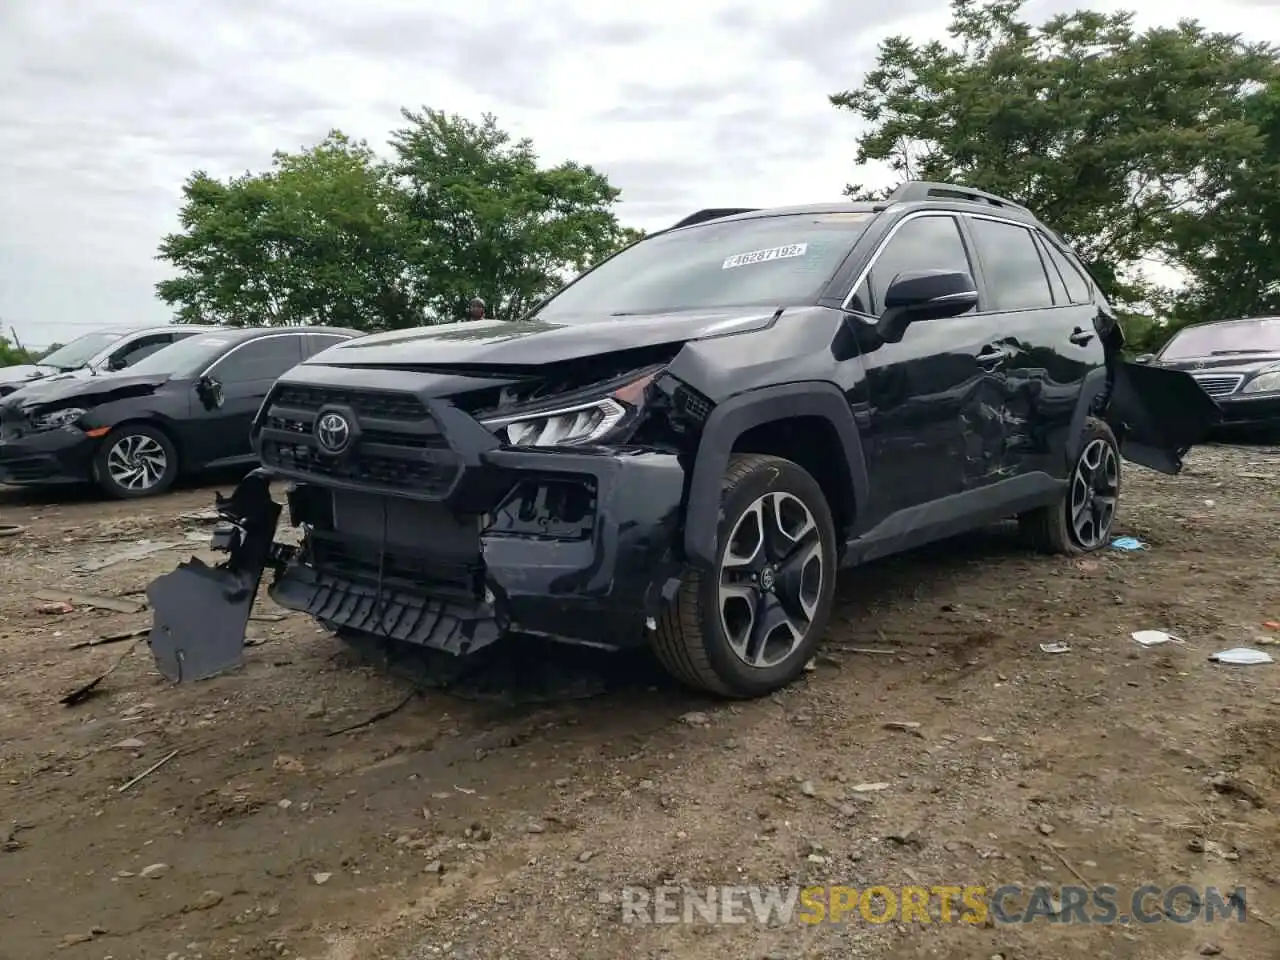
[682,381,869,570]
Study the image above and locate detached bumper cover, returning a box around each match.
[145,449,688,682]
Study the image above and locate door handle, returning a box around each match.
[976,346,1007,367]
[1068,327,1094,346]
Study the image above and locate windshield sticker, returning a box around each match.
[722,243,808,270]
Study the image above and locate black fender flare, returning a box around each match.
[1066,366,1109,465]
[683,381,869,570]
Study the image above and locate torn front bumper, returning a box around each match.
[145,449,689,682]
[1106,360,1222,474]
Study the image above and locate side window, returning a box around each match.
[967,218,1054,311]
[864,215,973,317]
[303,334,351,358]
[111,334,173,369]
[1040,239,1092,304]
[210,335,305,384]
[1035,235,1070,305]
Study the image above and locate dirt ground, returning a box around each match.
[0,445,1277,960]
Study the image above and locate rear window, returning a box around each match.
[535,212,874,321]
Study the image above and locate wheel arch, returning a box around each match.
[683,382,869,570]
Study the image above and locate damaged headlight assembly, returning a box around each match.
[480,369,660,447]
[29,407,88,432]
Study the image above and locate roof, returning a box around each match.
[667,180,1044,232]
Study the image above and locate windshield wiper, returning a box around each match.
[1209,349,1273,355]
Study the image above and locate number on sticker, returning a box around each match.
[721,243,808,270]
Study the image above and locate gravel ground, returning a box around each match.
[0,443,1277,960]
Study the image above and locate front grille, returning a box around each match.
[273,385,426,421]
[1192,373,1244,398]
[258,384,460,498]
[263,439,458,496]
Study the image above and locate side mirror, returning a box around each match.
[196,375,224,410]
[1134,353,1154,364]
[875,270,978,343]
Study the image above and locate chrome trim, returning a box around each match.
[1190,373,1245,397]
[197,332,353,379]
[839,209,1087,315]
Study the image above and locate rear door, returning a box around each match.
[846,213,1012,520]
[192,333,307,466]
[960,215,1102,482]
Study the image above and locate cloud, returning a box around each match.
[1,0,1277,346]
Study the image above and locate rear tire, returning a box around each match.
[652,454,838,698]
[1019,416,1120,555]
[94,423,178,499]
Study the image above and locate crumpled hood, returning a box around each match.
[305,309,780,370]
[0,363,58,386]
[3,371,170,412]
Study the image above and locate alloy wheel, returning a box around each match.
[1069,437,1119,549]
[718,492,825,669]
[106,434,168,492]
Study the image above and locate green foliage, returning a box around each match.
[391,109,634,322]
[158,132,424,329]
[1166,75,1280,327]
[157,114,638,330]
[0,337,35,367]
[831,0,1280,310]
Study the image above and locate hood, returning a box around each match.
[0,363,58,386]
[1153,352,1280,376]
[2,371,171,412]
[306,309,780,370]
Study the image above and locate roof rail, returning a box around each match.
[886,181,1032,216]
[668,208,760,229]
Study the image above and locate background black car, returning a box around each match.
[0,324,219,397]
[1138,315,1280,436]
[0,325,359,498]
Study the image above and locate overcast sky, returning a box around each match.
[1,0,1277,348]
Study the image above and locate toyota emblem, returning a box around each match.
[315,411,352,455]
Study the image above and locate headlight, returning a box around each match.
[30,407,87,431]
[1242,370,1280,394]
[481,369,660,447]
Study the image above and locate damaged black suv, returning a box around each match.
[146,181,1219,698]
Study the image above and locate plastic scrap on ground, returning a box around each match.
[1110,536,1147,551]
[1209,647,1274,666]
[1131,630,1184,647]
[1039,642,1071,654]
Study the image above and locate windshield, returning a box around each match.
[40,332,126,370]
[1159,317,1280,359]
[124,332,238,378]
[535,212,875,321]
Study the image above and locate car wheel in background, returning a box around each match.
[94,424,179,499]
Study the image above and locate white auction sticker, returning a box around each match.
[721,243,808,270]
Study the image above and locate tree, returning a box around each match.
[830,0,1279,309]
[389,109,635,321]
[157,132,426,329]
[0,336,33,367]
[1167,75,1280,326]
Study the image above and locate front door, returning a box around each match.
[959,215,1104,482]
[845,213,1012,523]
[194,333,306,466]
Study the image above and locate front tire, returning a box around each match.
[1019,416,1121,554]
[94,424,178,499]
[652,454,838,698]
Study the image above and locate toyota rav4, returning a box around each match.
[145,181,1220,698]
